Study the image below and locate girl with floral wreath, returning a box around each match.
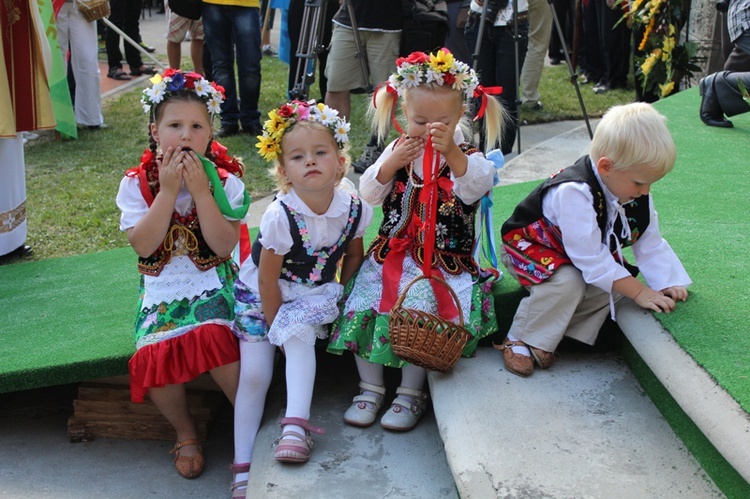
[327,48,506,432]
[228,100,373,497]
[115,68,250,479]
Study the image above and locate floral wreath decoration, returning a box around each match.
[255,100,350,162]
[140,68,226,116]
[381,48,502,125]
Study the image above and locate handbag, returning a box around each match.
[75,0,110,22]
[168,0,202,21]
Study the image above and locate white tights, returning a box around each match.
[354,355,426,392]
[233,337,317,468]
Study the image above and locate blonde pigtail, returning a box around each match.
[370,86,399,144]
[478,95,509,153]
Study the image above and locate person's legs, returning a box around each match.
[521,0,553,104]
[445,1,471,62]
[69,10,104,126]
[325,24,366,118]
[202,3,239,132]
[231,5,262,132]
[232,340,275,491]
[148,384,204,477]
[106,0,126,72]
[167,40,182,69]
[209,360,240,405]
[491,23,529,154]
[123,0,145,71]
[187,20,204,73]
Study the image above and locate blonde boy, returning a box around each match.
[498,103,691,377]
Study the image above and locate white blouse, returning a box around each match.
[238,186,374,290]
[359,129,496,207]
[541,159,692,294]
[116,173,248,308]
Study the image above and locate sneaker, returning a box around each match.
[352,143,384,174]
[216,125,240,138]
[139,41,156,53]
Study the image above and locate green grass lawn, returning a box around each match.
[22,58,634,261]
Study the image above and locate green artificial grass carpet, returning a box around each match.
[0,248,138,393]
[649,89,750,415]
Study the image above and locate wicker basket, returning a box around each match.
[388,275,470,373]
[75,0,111,22]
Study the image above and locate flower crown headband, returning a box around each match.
[382,48,502,121]
[256,100,350,161]
[141,68,225,116]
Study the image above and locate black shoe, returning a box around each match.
[549,57,561,66]
[130,65,157,77]
[352,143,384,174]
[699,77,733,128]
[87,123,108,130]
[0,244,33,265]
[241,123,263,137]
[216,125,240,138]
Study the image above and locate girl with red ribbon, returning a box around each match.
[328,48,506,432]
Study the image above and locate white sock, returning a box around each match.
[281,423,305,442]
[507,333,531,356]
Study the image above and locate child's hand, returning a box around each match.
[634,287,677,313]
[158,146,184,197]
[378,135,424,181]
[387,135,424,168]
[181,150,210,198]
[428,123,459,156]
[661,286,689,302]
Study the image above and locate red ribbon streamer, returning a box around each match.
[418,137,459,321]
[473,85,503,121]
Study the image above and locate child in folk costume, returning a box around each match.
[229,101,373,497]
[116,69,250,479]
[328,48,506,432]
[498,103,691,377]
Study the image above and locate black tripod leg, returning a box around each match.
[290,0,327,101]
[344,0,371,93]
[548,0,593,138]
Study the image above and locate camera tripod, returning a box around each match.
[289,0,371,101]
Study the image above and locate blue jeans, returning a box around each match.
[465,13,528,154]
[202,3,262,130]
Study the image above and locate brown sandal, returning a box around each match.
[170,439,204,479]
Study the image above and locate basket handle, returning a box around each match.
[393,274,465,325]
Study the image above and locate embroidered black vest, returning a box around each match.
[251,196,363,285]
[501,155,650,248]
[368,143,483,276]
[136,173,232,277]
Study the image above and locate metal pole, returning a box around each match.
[344,0,371,93]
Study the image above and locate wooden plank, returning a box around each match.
[67,416,210,442]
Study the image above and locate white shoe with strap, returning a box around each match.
[380,386,428,432]
[343,381,387,427]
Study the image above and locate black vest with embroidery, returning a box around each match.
[502,155,651,250]
[368,143,482,276]
[251,196,363,285]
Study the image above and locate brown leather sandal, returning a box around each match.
[170,439,204,479]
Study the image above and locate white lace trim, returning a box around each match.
[143,255,222,308]
[266,281,344,346]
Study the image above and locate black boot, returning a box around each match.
[699,75,733,128]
